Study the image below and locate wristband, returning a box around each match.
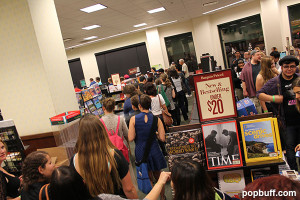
[272,95,275,103]
[264,110,268,113]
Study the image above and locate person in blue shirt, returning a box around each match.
[96,77,102,86]
[89,78,97,86]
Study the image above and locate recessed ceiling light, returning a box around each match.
[203,0,246,15]
[147,7,165,14]
[80,4,107,13]
[63,38,72,42]
[203,1,218,7]
[133,23,147,28]
[66,20,178,50]
[82,25,101,30]
[83,36,98,40]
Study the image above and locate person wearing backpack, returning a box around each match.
[101,98,129,161]
[158,73,180,126]
[168,67,189,121]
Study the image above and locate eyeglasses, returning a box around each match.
[282,65,297,69]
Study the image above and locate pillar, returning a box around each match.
[0,0,78,136]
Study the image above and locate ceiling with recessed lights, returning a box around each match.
[54,0,250,49]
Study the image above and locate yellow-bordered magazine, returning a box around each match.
[240,117,282,163]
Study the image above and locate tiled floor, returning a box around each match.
[129,94,195,199]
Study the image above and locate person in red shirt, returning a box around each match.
[74,84,81,92]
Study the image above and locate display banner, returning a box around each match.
[193,69,237,122]
[128,67,138,75]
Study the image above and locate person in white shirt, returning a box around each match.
[270,51,281,74]
[179,59,192,97]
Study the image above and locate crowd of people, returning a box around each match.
[231,47,300,171]
[1,52,300,199]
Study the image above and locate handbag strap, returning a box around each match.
[136,115,158,165]
[39,184,50,200]
[276,77,281,116]
[158,95,163,109]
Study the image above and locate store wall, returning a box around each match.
[279,0,300,50]
[158,21,195,69]
[0,0,56,135]
[67,32,147,84]
[66,0,300,75]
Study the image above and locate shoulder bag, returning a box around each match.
[39,184,50,200]
[135,116,158,194]
[158,95,173,126]
[158,85,170,107]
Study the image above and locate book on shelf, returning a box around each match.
[88,87,97,98]
[168,152,206,171]
[82,89,93,102]
[85,100,96,112]
[92,110,99,116]
[250,167,271,181]
[93,84,102,95]
[218,169,245,199]
[98,108,104,116]
[202,120,243,170]
[166,129,203,155]
[240,117,282,163]
[93,97,102,109]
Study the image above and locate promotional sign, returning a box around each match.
[194,70,237,122]
[111,73,121,86]
[128,67,138,75]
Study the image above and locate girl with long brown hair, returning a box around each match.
[158,73,180,125]
[256,56,278,112]
[71,114,137,199]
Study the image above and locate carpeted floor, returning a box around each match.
[129,94,196,199]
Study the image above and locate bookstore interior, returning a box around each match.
[2,0,300,199]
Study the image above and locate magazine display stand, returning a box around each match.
[0,120,25,175]
[164,71,288,198]
[76,84,105,117]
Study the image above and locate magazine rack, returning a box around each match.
[0,120,25,176]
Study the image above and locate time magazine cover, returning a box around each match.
[202,120,243,170]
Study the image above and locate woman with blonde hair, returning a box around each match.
[70,114,137,199]
[256,56,278,112]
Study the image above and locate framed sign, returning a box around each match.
[194,69,237,122]
[111,73,121,86]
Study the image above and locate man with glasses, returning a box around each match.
[257,55,300,170]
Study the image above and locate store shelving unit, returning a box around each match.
[0,120,25,176]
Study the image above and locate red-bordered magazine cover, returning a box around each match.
[202,120,243,170]
[193,69,237,122]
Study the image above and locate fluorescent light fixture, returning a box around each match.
[66,20,178,50]
[250,22,256,24]
[240,25,246,28]
[147,7,165,14]
[203,0,246,15]
[80,4,107,13]
[82,25,101,30]
[229,24,237,26]
[241,20,248,23]
[83,36,98,40]
[203,1,218,7]
[133,23,147,28]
